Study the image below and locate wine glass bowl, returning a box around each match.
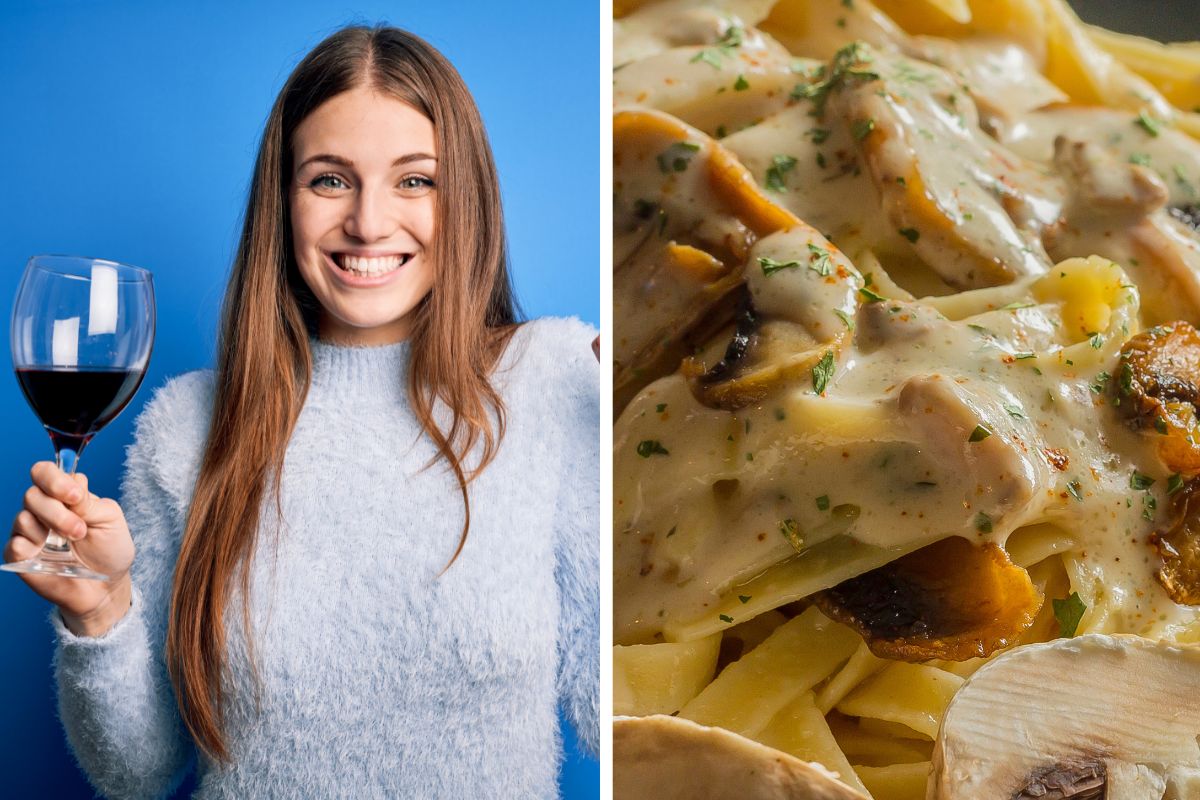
[4,255,154,581]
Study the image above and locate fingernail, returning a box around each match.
[67,490,82,503]
[73,523,86,539]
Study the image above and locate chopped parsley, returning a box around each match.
[656,142,701,173]
[719,614,735,623]
[734,74,750,91]
[1130,471,1155,490]
[765,154,798,191]
[815,152,827,169]
[898,227,920,243]
[759,256,803,276]
[852,118,876,140]
[1053,592,1086,638]
[816,495,831,511]
[808,127,832,144]
[1143,493,1157,521]
[1090,371,1110,394]
[1089,332,1104,349]
[779,518,804,551]
[1129,152,1152,166]
[812,350,836,395]
[974,511,993,533]
[1135,111,1162,137]
[690,25,745,69]
[1168,473,1186,495]
[1003,403,1026,419]
[666,525,677,537]
[790,41,881,117]
[968,424,992,442]
[655,403,667,413]
[1156,416,1170,435]
[636,440,669,458]
[834,308,855,329]
[1119,362,1135,396]
[808,243,833,276]
[738,595,752,604]
[859,286,886,303]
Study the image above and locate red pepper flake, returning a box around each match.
[1042,447,1070,471]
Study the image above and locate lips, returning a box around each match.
[331,252,412,277]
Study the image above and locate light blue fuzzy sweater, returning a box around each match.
[51,317,599,799]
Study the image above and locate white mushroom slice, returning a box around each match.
[614,715,868,800]
[931,634,1200,800]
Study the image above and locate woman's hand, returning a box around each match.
[5,461,135,637]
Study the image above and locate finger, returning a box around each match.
[4,531,40,563]
[12,510,48,547]
[23,485,87,540]
[30,462,84,505]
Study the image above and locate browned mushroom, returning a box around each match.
[1113,321,1200,475]
[812,535,1042,662]
[613,109,801,413]
[1151,477,1200,605]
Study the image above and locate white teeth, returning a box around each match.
[337,254,409,276]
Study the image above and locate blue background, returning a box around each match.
[0,1,599,798]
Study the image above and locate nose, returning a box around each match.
[343,184,397,243]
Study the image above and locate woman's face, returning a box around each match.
[290,85,437,345]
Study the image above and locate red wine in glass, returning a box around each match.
[15,367,146,453]
[4,255,154,581]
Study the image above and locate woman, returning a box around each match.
[4,25,598,798]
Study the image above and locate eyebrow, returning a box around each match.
[296,152,438,171]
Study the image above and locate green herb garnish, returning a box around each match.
[779,518,804,551]
[636,440,670,458]
[1136,111,1162,137]
[1053,592,1086,637]
[968,424,992,442]
[812,350,835,395]
[656,141,701,173]
[765,154,798,191]
[759,256,803,276]
[1130,471,1155,490]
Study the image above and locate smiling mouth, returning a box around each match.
[331,252,412,277]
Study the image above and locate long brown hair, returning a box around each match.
[166,25,521,762]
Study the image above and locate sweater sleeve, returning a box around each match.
[547,319,601,756]
[53,371,213,799]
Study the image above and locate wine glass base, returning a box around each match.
[0,557,111,581]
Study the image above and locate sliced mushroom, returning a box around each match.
[930,634,1200,799]
[1151,476,1200,605]
[614,714,868,800]
[823,43,1061,289]
[1113,321,1200,475]
[613,109,801,412]
[813,535,1042,661]
[684,225,860,410]
[1053,136,1169,219]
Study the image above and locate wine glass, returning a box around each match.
[3,255,154,581]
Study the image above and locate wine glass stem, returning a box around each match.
[42,446,81,557]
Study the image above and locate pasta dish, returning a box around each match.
[611,0,1200,797]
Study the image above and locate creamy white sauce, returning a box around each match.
[613,1,1200,652]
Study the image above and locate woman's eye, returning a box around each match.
[399,175,435,195]
[310,174,348,190]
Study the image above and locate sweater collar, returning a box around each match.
[309,337,411,403]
